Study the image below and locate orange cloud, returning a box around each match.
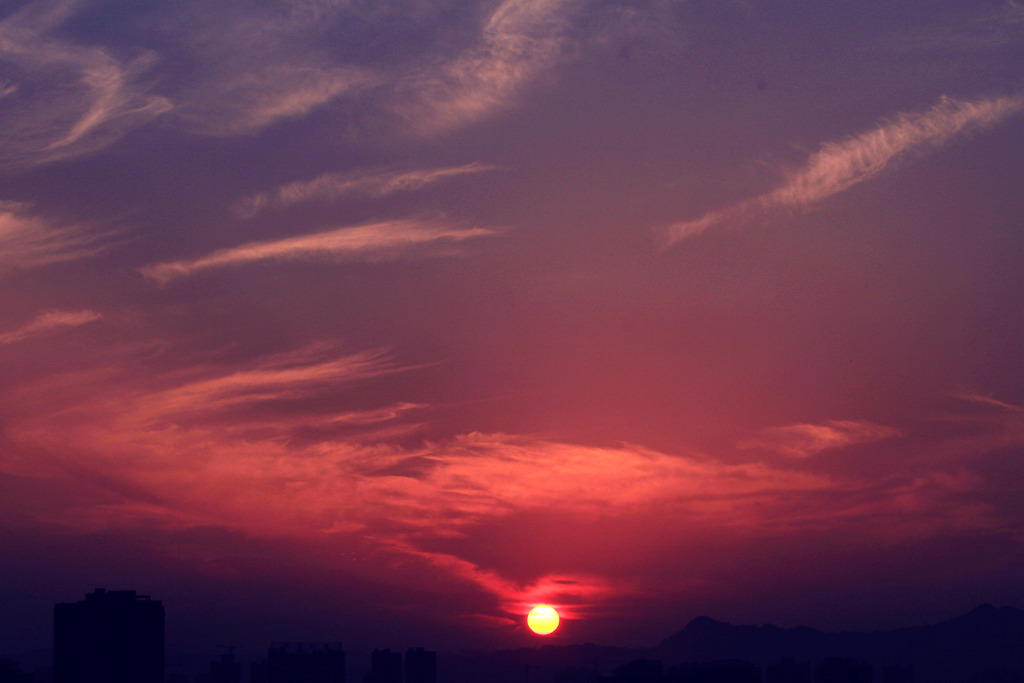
[3,343,1019,623]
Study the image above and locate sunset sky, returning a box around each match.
[2,0,1023,663]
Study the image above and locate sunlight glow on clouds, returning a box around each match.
[740,420,903,459]
[663,94,1024,242]
[386,541,621,623]
[4,341,1018,623]
[140,219,499,284]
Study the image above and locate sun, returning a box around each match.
[527,605,559,635]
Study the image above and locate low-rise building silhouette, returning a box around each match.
[668,659,760,683]
[765,659,812,683]
[209,650,242,683]
[610,659,662,682]
[53,588,164,683]
[816,657,872,683]
[880,664,913,683]
[0,659,32,683]
[404,648,436,683]
[365,649,402,683]
[255,643,345,683]
[596,659,760,683]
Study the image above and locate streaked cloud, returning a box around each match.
[174,63,371,137]
[140,219,498,284]
[663,94,1024,243]
[125,344,404,427]
[0,309,101,347]
[954,391,1024,412]
[741,420,903,459]
[235,163,495,218]
[172,0,587,137]
[0,0,588,162]
[0,201,107,270]
[891,1,1024,53]
[0,0,171,168]
[151,0,378,136]
[399,0,582,133]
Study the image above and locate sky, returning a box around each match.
[1,0,1023,664]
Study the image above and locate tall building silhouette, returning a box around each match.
[404,648,436,683]
[53,588,164,683]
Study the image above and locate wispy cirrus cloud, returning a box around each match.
[400,0,583,133]
[662,94,1024,243]
[175,0,586,137]
[0,201,108,270]
[235,163,495,218]
[0,309,101,347]
[0,0,171,168]
[741,419,902,459]
[174,63,371,137]
[127,344,403,425]
[140,219,498,284]
[1,0,588,160]
[891,1,1024,54]
[0,0,373,157]
[953,391,1024,412]
[151,0,377,136]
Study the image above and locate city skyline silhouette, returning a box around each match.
[1,589,1021,682]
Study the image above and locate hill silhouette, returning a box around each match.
[652,604,1023,682]
[439,605,1024,683]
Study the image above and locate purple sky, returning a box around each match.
[2,0,1023,663]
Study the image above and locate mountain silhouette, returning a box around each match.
[438,605,1023,683]
[652,604,1024,682]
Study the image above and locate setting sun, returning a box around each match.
[527,605,560,635]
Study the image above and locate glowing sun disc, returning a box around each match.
[527,605,559,635]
